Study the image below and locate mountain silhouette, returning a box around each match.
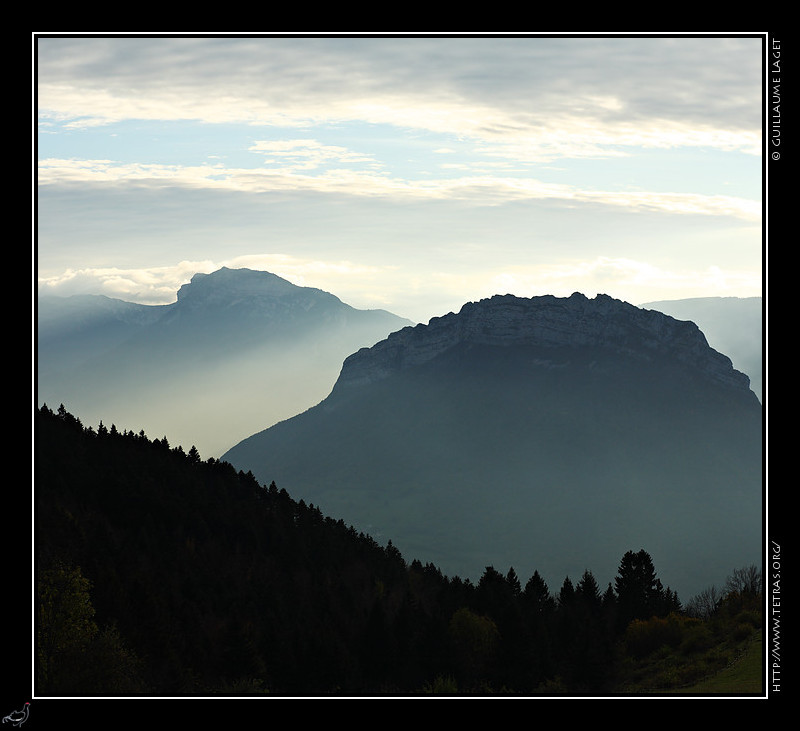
[37,267,412,457]
[222,293,763,599]
[641,297,763,403]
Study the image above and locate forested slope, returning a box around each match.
[34,405,762,696]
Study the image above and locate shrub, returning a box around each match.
[624,614,691,659]
[679,623,714,655]
[733,609,761,628]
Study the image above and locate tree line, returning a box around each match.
[34,404,762,696]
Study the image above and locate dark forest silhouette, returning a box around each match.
[35,405,762,696]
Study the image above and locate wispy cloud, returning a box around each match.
[36,35,764,320]
[37,153,760,222]
[248,139,381,169]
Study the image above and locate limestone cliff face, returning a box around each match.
[334,292,752,394]
[164,266,413,334]
[176,266,342,307]
[171,267,346,324]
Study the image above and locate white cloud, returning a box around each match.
[37,261,214,303]
[36,155,760,222]
[37,36,761,158]
[248,139,380,170]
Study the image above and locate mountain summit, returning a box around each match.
[172,267,350,321]
[334,292,753,395]
[223,293,762,599]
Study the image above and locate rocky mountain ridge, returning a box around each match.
[173,267,345,315]
[335,292,753,396]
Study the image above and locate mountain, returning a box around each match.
[222,293,763,600]
[36,267,413,457]
[641,297,763,403]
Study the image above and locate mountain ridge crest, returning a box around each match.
[334,291,752,395]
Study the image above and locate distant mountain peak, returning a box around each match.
[334,292,752,395]
[176,267,339,307]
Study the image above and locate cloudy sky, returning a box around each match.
[36,34,764,323]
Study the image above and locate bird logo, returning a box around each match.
[2,703,29,727]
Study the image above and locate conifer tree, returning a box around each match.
[613,549,667,631]
[523,571,555,615]
[575,570,602,616]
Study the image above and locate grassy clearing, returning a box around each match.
[614,613,765,696]
[677,631,763,695]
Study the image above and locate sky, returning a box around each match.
[36,33,765,324]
